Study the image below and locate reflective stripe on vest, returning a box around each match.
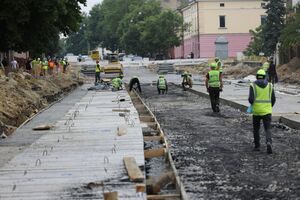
[208,70,220,88]
[252,82,272,116]
[95,64,100,72]
[158,78,166,89]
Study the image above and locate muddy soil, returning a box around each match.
[140,85,300,200]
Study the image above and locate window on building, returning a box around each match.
[219,16,226,28]
[220,3,225,7]
[261,15,267,25]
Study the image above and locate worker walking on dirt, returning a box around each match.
[248,69,276,154]
[129,76,142,93]
[182,71,193,91]
[95,60,101,84]
[157,75,168,95]
[205,63,223,112]
[111,75,123,91]
[215,57,223,74]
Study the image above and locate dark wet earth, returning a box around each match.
[140,85,300,200]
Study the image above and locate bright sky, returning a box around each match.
[81,0,103,14]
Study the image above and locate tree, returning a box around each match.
[244,26,264,56]
[65,15,89,55]
[262,0,286,56]
[280,5,300,48]
[0,0,86,55]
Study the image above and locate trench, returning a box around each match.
[139,84,300,200]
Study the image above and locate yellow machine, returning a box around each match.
[90,50,100,61]
[102,53,123,75]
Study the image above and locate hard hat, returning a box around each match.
[183,71,188,75]
[210,63,217,69]
[159,75,164,78]
[256,69,266,77]
[37,58,40,61]
[215,57,219,62]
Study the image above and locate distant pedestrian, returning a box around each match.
[190,52,194,59]
[11,58,18,72]
[129,76,142,93]
[157,75,168,94]
[267,60,278,84]
[205,63,223,112]
[248,69,276,154]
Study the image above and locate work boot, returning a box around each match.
[267,142,272,154]
[253,145,260,151]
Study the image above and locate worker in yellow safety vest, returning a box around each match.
[248,69,276,154]
[95,60,101,84]
[157,75,168,94]
[205,63,223,112]
[111,75,123,91]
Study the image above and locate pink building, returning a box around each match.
[174,0,266,59]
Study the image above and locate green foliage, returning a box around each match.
[87,0,187,57]
[280,5,300,48]
[0,0,86,55]
[262,0,286,56]
[244,26,264,56]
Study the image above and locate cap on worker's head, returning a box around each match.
[256,69,266,79]
[215,57,219,62]
[210,62,217,69]
[37,58,40,61]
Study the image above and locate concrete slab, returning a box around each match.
[0,86,145,199]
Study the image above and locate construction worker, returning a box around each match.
[129,76,142,93]
[205,63,223,112]
[111,75,123,91]
[157,75,168,95]
[215,57,223,74]
[95,60,101,84]
[182,71,192,91]
[248,69,276,154]
[42,59,48,76]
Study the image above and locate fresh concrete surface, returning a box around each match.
[0,84,145,199]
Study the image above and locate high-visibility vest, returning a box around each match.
[208,70,221,88]
[216,61,223,72]
[158,78,166,89]
[42,61,48,70]
[251,82,272,116]
[112,78,122,89]
[95,64,101,72]
[262,62,269,72]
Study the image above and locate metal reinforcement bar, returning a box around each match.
[127,88,188,200]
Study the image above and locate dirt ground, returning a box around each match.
[140,85,300,200]
[0,68,84,136]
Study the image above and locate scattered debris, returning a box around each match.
[32,124,54,131]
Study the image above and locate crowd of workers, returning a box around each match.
[0,56,69,78]
[94,57,277,154]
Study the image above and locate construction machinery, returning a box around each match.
[102,53,123,78]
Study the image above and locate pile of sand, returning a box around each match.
[277,57,300,84]
[0,69,84,136]
[223,63,259,79]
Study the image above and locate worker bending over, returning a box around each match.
[111,75,123,91]
[129,76,142,93]
[182,71,193,91]
[205,63,223,112]
[248,69,276,154]
[157,75,168,95]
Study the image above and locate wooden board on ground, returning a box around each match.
[32,124,53,131]
[147,194,181,200]
[144,148,166,159]
[112,108,130,112]
[143,136,162,141]
[123,157,144,182]
[104,191,118,200]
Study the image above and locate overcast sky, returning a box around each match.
[81,0,102,14]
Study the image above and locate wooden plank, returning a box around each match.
[112,108,130,112]
[144,148,166,159]
[140,116,155,122]
[147,194,181,200]
[123,157,144,182]
[143,136,162,142]
[104,191,118,200]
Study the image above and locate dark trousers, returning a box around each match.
[129,78,141,93]
[253,114,272,147]
[95,72,100,83]
[157,88,166,94]
[208,87,220,112]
